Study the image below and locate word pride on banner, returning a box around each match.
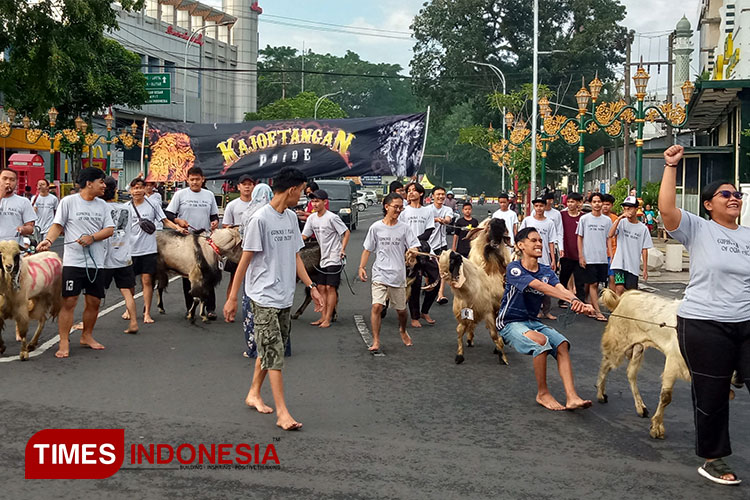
[25,429,125,479]
[146,113,427,182]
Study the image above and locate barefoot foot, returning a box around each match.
[79,337,105,350]
[420,313,436,325]
[122,311,130,320]
[318,321,331,328]
[55,349,69,358]
[545,313,558,320]
[565,397,593,410]
[410,319,422,328]
[245,395,274,414]
[310,319,323,326]
[72,322,84,331]
[144,315,155,324]
[400,330,413,346]
[276,415,302,431]
[536,393,565,411]
[368,343,380,352]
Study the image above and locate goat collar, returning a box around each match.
[205,237,222,256]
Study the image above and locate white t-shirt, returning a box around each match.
[128,198,167,257]
[576,213,612,264]
[32,193,58,235]
[399,204,435,240]
[104,202,132,269]
[669,209,750,321]
[165,188,218,232]
[222,198,252,226]
[363,220,420,288]
[243,204,304,309]
[492,208,519,245]
[427,204,453,252]
[519,216,557,266]
[544,207,564,248]
[148,192,164,229]
[0,194,37,241]
[302,210,349,267]
[53,194,114,267]
[610,219,653,276]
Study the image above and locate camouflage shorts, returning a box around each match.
[250,301,292,371]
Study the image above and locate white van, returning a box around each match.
[452,187,468,201]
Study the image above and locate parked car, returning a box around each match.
[356,192,368,212]
[315,180,360,230]
[452,187,468,201]
[357,189,377,206]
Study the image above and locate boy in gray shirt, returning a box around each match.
[609,196,652,294]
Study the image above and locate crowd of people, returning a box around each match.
[1,147,748,484]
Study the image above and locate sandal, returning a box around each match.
[437,297,449,305]
[698,458,741,485]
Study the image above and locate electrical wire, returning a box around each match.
[258,18,412,41]
[261,13,412,36]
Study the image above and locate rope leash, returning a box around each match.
[558,306,677,330]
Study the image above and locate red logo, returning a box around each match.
[251,2,263,14]
[166,25,204,46]
[25,429,125,479]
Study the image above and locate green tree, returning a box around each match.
[254,46,420,118]
[244,92,347,121]
[0,0,148,125]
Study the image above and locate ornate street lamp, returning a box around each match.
[74,116,84,131]
[6,107,17,124]
[589,74,603,103]
[47,107,59,128]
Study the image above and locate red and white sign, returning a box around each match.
[166,25,204,46]
[25,429,125,479]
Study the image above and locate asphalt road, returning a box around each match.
[1,204,748,499]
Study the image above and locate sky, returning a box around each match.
[206,0,703,97]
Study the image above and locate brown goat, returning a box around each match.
[439,218,511,364]
[155,227,242,323]
[0,241,62,360]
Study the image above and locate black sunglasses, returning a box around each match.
[712,190,744,200]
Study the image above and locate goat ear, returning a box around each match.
[12,252,21,279]
[463,227,483,241]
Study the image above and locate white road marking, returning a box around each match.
[0,276,180,363]
[353,314,385,357]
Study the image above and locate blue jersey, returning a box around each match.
[496,261,560,330]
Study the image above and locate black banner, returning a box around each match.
[146,113,427,182]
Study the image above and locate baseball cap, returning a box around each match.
[621,195,638,207]
[238,174,255,184]
[309,189,329,200]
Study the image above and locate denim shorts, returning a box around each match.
[499,319,569,358]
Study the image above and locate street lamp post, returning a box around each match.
[314,90,343,119]
[183,22,233,123]
[468,60,508,190]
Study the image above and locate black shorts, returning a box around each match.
[224,259,238,274]
[314,264,342,287]
[62,266,106,299]
[613,269,639,290]
[103,265,136,290]
[583,263,608,284]
[132,254,157,276]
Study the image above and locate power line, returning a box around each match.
[259,18,412,41]
[262,13,412,35]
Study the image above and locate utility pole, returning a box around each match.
[281,64,287,99]
[666,31,675,137]
[623,32,632,181]
[301,41,305,93]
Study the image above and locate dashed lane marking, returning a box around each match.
[353,314,385,357]
[0,276,180,363]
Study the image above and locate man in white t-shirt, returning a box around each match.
[399,182,437,327]
[31,178,58,236]
[609,196,653,294]
[427,186,454,306]
[145,181,164,230]
[223,167,323,432]
[100,176,139,335]
[302,189,350,328]
[543,192,564,251]
[0,169,36,242]
[359,192,420,351]
[222,174,255,299]
[128,177,187,324]
[576,192,612,321]
[519,198,558,319]
[37,168,115,359]
[492,193,519,245]
[166,166,220,319]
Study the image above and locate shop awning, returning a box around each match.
[685,79,750,130]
